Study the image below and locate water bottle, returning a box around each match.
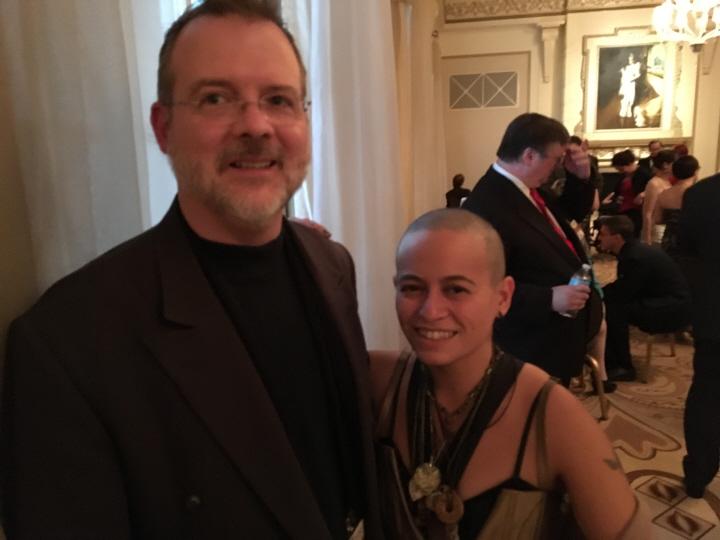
[560,263,592,318]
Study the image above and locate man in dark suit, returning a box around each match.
[637,140,663,176]
[1,2,381,539]
[679,173,720,498]
[462,113,601,381]
[597,215,691,382]
[445,173,471,208]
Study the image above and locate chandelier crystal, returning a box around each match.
[653,0,720,51]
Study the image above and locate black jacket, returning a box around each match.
[462,166,601,379]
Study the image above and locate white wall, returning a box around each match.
[692,40,720,173]
[426,6,720,187]
[440,52,530,181]
[436,16,566,187]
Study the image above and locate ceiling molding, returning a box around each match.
[443,0,661,23]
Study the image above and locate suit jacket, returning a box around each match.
[462,166,601,379]
[679,173,720,340]
[637,156,653,177]
[1,203,383,539]
[603,239,691,332]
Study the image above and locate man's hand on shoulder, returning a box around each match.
[563,143,591,180]
[290,217,332,239]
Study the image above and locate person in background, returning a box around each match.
[564,136,603,254]
[1,1,381,538]
[370,209,648,539]
[654,155,700,263]
[679,172,720,499]
[598,215,692,382]
[641,149,675,245]
[462,113,601,384]
[604,149,652,238]
[637,140,663,176]
[673,143,689,160]
[569,136,603,196]
[445,173,472,208]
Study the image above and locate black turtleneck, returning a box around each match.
[182,218,363,539]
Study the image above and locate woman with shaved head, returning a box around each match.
[370,209,648,539]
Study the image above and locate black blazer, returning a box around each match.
[603,239,691,332]
[679,173,720,340]
[463,166,601,379]
[1,203,383,539]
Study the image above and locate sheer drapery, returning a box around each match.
[0,1,181,292]
[2,0,408,348]
[393,0,447,218]
[286,0,407,349]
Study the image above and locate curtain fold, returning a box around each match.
[2,0,412,348]
[296,0,407,348]
[0,1,149,291]
[399,0,447,218]
[0,1,180,292]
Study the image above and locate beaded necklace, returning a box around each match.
[407,348,504,539]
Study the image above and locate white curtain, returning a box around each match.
[393,0,447,219]
[285,0,407,349]
[2,0,408,348]
[0,1,180,292]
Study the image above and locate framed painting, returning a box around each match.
[582,31,691,143]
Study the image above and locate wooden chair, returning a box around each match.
[642,332,676,383]
[585,354,609,421]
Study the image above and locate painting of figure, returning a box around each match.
[596,44,665,130]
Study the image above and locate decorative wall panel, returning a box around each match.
[449,72,519,109]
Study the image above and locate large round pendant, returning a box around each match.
[408,462,442,501]
[428,485,464,525]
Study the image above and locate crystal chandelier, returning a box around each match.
[653,0,720,51]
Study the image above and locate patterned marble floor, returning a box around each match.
[580,254,719,539]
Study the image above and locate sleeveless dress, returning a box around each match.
[661,208,683,262]
[375,352,571,540]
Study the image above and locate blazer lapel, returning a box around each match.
[286,224,370,428]
[288,223,382,536]
[144,207,330,540]
[501,179,582,267]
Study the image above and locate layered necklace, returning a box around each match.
[407,348,504,540]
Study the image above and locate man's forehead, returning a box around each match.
[170,15,302,87]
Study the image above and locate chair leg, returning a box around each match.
[644,333,654,384]
[669,333,676,356]
[586,354,609,421]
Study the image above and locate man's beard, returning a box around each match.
[169,143,305,232]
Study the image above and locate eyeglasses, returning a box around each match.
[170,91,310,125]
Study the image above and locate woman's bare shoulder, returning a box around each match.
[515,362,552,396]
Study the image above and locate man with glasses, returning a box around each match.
[463,113,601,383]
[2,1,381,538]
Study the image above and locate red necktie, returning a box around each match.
[529,189,579,258]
